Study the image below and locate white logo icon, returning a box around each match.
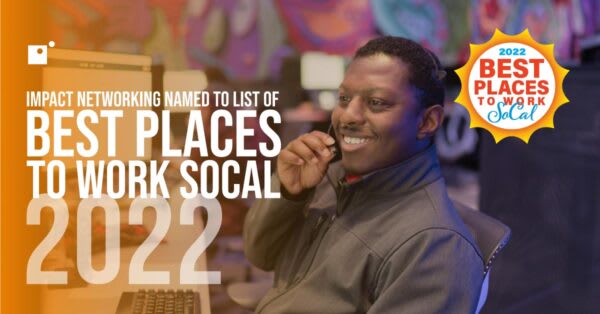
[28,41,55,65]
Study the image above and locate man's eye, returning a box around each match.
[368,98,388,108]
[339,95,351,104]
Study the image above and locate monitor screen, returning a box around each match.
[300,52,345,90]
[42,49,153,169]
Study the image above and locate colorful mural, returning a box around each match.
[274,0,376,54]
[371,0,448,58]
[48,0,153,52]
[48,0,600,79]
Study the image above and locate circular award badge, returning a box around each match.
[455,29,569,143]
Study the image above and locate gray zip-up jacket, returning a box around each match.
[244,147,484,313]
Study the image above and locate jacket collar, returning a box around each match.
[329,145,442,196]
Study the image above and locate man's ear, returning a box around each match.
[417,104,444,140]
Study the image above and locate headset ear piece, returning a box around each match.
[424,48,445,81]
[326,123,338,156]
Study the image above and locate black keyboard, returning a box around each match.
[115,289,201,314]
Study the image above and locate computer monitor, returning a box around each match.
[42,48,154,169]
[300,52,345,90]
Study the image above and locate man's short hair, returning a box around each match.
[354,36,445,108]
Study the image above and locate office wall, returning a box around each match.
[479,66,600,313]
[46,0,600,79]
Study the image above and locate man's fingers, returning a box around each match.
[310,130,336,146]
[279,149,304,166]
[288,140,319,164]
[279,131,336,167]
[299,134,332,158]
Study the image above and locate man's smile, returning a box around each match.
[337,129,376,153]
[343,136,371,144]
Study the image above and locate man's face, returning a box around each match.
[332,54,424,175]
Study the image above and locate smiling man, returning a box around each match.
[244,36,484,313]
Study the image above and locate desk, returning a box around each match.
[41,185,213,314]
[41,240,211,314]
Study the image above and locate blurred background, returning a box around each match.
[32,0,600,313]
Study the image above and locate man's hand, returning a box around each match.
[277,131,336,196]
